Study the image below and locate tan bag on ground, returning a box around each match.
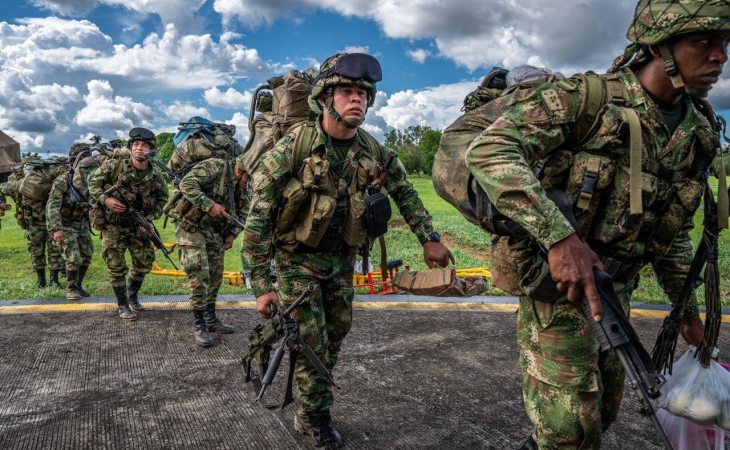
[392,267,487,297]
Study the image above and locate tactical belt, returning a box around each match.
[598,255,644,284]
[296,242,350,257]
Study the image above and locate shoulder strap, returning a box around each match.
[565,73,608,144]
[693,98,729,228]
[291,123,318,175]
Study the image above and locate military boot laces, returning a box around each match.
[48,270,62,288]
[36,269,47,288]
[77,265,91,297]
[65,269,82,301]
[112,283,137,322]
[294,410,342,449]
[193,310,213,347]
[127,278,145,311]
[204,304,234,334]
[516,435,538,450]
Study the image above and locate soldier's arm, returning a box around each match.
[465,84,580,250]
[87,159,113,205]
[45,175,67,233]
[382,156,433,244]
[147,171,169,220]
[178,159,218,214]
[241,136,294,297]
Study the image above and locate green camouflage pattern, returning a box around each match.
[1,169,27,229]
[627,0,730,45]
[274,249,354,413]
[242,118,433,298]
[100,224,156,283]
[466,67,717,446]
[309,53,377,111]
[171,157,248,310]
[46,172,93,271]
[24,215,63,271]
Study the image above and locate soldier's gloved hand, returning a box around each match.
[547,233,604,322]
[223,235,234,250]
[104,197,126,213]
[256,291,280,319]
[423,242,455,268]
[208,203,227,219]
[53,230,65,244]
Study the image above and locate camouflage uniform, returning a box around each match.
[1,166,27,229]
[46,170,94,271]
[242,118,435,413]
[87,156,168,284]
[466,46,723,450]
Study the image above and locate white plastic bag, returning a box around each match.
[657,408,725,450]
[661,347,730,430]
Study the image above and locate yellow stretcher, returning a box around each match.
[149,243,246,286]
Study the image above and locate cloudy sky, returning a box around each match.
[2,0,730,156]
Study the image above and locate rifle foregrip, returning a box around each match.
[580,296,630,352]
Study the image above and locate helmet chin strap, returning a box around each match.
[658,43,709,99]
[324,95,365,129]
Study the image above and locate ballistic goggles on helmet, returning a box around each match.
[129,127,155,141]
[318,53,383,83]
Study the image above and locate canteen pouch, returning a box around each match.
[295,192,337,247]
[365,192,391,239]
[275,178,308,231]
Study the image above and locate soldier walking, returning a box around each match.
[242,53,453,448]
[87,128,168,321]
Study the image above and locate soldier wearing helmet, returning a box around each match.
[87,127,169,322]
[465,1,730,449]
[242,52,453,448]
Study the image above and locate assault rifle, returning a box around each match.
[145,150,183,185]
[486,188,673,450]
[104,185,179,270]
[241,285,338,410]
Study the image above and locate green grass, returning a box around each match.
[1,179,729,306]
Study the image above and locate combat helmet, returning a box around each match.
[126,127,156,150]
[309,53,382,126]
[69,143,91,159]
[610,0,730,97]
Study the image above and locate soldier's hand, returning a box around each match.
[547,233,604,322]
[0,203,11,215]
[423,241,455,268]
[256,291,280,319]
[223,235,234,250]
[680,316,705,348]
[53,230,65,244]
[104,197,126,213]
[208,203,227,219]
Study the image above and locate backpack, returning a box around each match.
[237,69,317,174]
[18,158,68,202]
[168,117,244,179]
[432,66,612,229]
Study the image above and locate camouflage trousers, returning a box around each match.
[174,225,225,310]
[100,224,155,284]
[25,220,63,271]
[58,219,94,271]
[275,248,355,413]
[517,280,633,449]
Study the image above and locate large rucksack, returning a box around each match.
[168,117,244,179]
[237,69,318,174]
[18,158,68,202]
[433,66,610,229]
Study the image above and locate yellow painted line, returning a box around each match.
[0,301,726,323]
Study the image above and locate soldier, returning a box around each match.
[88,128,168,321]
[47,145,95,300]
[0,163,25,230]
[165,153,248,347]
[18,157,66,287]
[0,191,10,226]
[242,52,453,448]
[465,1,730,448]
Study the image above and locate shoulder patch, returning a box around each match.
[540,89,563,112]
[262,154,281,174]
[252,172,273,192]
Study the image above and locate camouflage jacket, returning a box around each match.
[46,170,89,232]
[466,67,720,318]
[169,157,248,236]
[87,156,168,221]
[242,119,434,297]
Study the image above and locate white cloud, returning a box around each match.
[341,45,369,54]
[204,87,252,109]
[223,111,250,145]
[7,130,45,150]
[376,81,476,131]
[74,79,155,130]
[407,49,431,64]
[159,101,211,122]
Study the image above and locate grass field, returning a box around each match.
[1,178,729,306]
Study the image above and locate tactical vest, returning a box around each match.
[58,170,89,223]
[487,74,721,295]
[101,158,163,225]
[272,125,383,253]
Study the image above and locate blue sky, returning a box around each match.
[1,0,729,156]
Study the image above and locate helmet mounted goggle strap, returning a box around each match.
[128,127,156,148]
[318,53,383,84]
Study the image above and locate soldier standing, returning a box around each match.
[242,53,453,448]
[47,145,95,300]
[87,128,169,321]
[165,154,248,347]
[465,1,730,448]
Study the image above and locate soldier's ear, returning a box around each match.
[647,45,662,58]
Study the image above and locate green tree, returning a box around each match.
[420,129,442,174]
[384,125,441,175]
[156,132,175,164]
[91,135,102,145]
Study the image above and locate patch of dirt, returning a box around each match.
[441,235,490,264]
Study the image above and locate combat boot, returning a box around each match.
[35,269,47,288]
[127,277,145,311]
[113,282,137,322]
[204,303,234,334]
[516,435,538,450]
[294,409,342,449]
[193,310,213,347]
[77,265,91,297]
[65,269,82,301]
[49,270,62,288]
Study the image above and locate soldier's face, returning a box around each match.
[130,140,151,161]
[673,31,730,93]
[331,84,368,121]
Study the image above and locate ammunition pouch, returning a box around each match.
[294,191,337,248]
[563,152,615,236]
[275,178,307,232]
[89,205,106,231]
[647,178,705,256]
[343,190,367,246]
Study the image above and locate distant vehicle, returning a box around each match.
[0,130,20,184]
